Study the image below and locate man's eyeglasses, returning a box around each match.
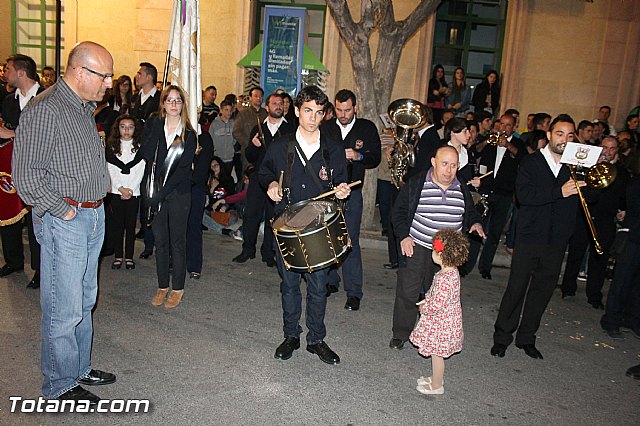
[78,66,114,82]
[165,98,183,106]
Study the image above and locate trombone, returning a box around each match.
[569,162,618,255]
[486,131,506,146]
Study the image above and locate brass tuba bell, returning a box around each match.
[387,98,428,189]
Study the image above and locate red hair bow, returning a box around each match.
[433,239,444,253]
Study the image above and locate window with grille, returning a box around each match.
[11,0,63,73]
[432,0,507,87]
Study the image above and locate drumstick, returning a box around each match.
[311,180,362,201]
[478,170,493,180]
[277,170,284,197]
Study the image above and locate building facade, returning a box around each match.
[1,0,638,129]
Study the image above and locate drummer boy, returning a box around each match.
[259,85,351,365]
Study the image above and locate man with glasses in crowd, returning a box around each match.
[13,41,117,406]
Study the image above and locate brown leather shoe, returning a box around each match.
[164,290,184,309]
[151,288,169,306]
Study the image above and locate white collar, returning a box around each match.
[295,128,320,166]
[337,117,356,139]
[448,141,469,170]
[418,124,434,137]
[140,86,157,103]
[541,145,563,177]
[15,81,39,99]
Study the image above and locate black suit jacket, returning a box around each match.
[246,119,295,167]
[192,131,214,191]
[141,116,196,201]
[131,90,161,124]
[406,125,443,179]
[321,118,381,185]
[2,85,45,131]
[478,136,526,196]
[515,150,578,246]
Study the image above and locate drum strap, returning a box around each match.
[286,133,330,194]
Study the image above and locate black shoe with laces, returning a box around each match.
[307,341,340,364]
[58,386,100,407]
[274,337,300,360]
[344,296,360,311]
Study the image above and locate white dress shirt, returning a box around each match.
[337,117,356,140]
[296,128,320,165]
[16,82,40,110]
[540,144,563,177]
[493,135,513,177]
[139,86,157,105]
[108,139,146,196]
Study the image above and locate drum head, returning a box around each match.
[273,200,339,232]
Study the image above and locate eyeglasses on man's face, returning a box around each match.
[165,98,183,106]
[78,66,114,82]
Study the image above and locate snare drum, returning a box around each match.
[272,199,351,272]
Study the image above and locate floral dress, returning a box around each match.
[409,268,463,358]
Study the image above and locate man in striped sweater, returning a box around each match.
[389,145,485,349]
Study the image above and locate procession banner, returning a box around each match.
[167,0,202,131]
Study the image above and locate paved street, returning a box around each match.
[1,231,639,425]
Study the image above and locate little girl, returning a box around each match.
[106,114,145,270]
[409,228,469,395]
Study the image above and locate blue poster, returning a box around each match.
[261,6,306,97]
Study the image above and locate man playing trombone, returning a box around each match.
[491,114,584,360]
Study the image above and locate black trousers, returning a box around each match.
[561,216,615,302]
[151,191,190,290]
[186,187,207,273]
[585,219,616,303]
[0,212,40,271]
[1,221,25,269]
[493,244,565,347]
[478,192,512,274]
[240,176,274,260]
[560,216,590,295]
[26,212,40,271]
[392,244,440,340]
[601,240,640,332]
[110,195,140,259]
[377,179,400,264]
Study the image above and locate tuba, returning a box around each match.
[387,99,428,189]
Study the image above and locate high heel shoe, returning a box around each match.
[164,290,184,309]
[111,259,123,269]
[151,288,169,306]
[125,259,135,270]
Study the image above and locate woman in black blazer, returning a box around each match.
[142,85,197,309]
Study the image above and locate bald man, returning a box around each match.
[389,146,485,349]
[13,41,115,406]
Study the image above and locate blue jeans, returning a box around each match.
[34,205,104,398]
[276,246,329,345]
